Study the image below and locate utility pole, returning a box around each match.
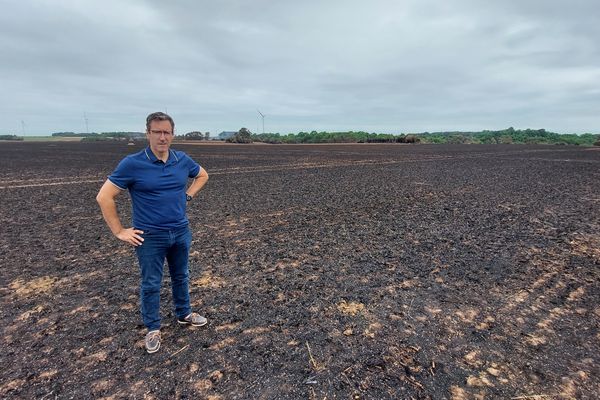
[21,120,26,136]
[84,112,89,134]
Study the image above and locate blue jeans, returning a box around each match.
[135,225,193,331]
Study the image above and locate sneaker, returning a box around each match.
[145,330,161,353]
[178,312,207,327]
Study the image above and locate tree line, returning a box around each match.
[250,131,420,144]
[249,128,599,146]
[416,128,600,146]
[3,127,598,146]
[0,135,23,141]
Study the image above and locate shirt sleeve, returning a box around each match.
[108,157,134,190]
[186,154,201,178]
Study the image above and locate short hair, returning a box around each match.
[146,112,175,132]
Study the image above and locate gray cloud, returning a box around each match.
[1,0,598,135]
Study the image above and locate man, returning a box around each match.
[96,112,209,353]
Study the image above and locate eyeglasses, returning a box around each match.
[148,130,173,137]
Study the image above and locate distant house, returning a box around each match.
[130,132,146,140]
[218,131,237,140]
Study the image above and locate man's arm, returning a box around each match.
[96,180,144,246]
[186,168,209,199]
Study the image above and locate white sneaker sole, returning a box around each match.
[178,319,207,327]
[146,342,160,354]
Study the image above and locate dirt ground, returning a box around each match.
[1,142,599,399]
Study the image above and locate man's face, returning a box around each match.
[146,119,174,154]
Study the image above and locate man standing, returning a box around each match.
[96,112,209,353]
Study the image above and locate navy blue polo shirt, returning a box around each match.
[108,147,201,231]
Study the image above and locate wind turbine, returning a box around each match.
[257,109,265,134]
[21,120,26,136]
[84,112,89,134]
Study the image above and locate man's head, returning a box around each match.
[145,112,175,156]
[146,112,174,132]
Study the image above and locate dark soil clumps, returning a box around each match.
[1,142,599,398]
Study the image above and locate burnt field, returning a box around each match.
[1,141,599,399]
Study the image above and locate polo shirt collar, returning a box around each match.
[144,146,179,164]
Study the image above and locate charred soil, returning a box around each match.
[1,142,599,399]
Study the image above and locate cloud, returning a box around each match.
[1,0,598,134]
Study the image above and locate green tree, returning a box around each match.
[184,131,204,140]
[227,127,253,143]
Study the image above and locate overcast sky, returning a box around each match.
[1,0,599,135]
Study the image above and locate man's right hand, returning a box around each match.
[116,228,145,246]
